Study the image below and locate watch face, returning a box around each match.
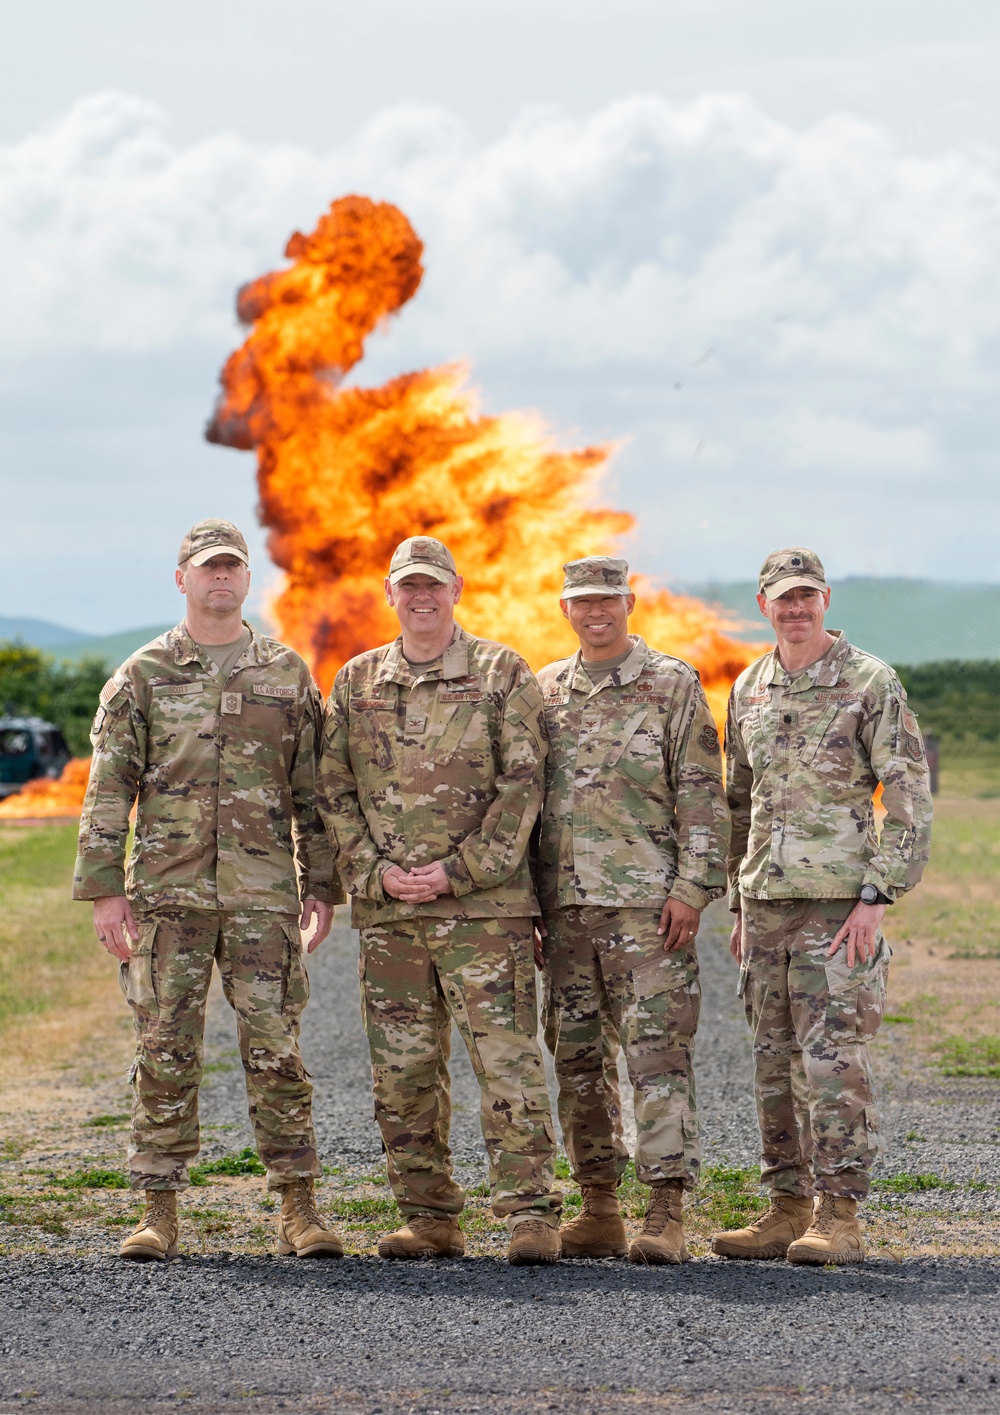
[860,886,877,904]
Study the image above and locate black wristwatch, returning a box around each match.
[860,884,891,906]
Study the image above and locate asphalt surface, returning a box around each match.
[1,906,998,1414]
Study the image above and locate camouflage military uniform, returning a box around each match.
[727,630,933,1199]
[74,621,338,1190]
[537,625,730,1189]
[319,625,561,1224]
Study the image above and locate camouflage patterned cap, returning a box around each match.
[560,557,631,599]
[178,518,249,568]
[758,546,827,601]
[388,536,457,585]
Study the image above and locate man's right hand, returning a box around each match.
[729,911,743,963]
[93,896,138,962]
[382,865,443,904]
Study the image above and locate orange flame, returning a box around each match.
[207,195,763,723]
[0,758,91,820]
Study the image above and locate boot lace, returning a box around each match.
[513,1219,552,1239]
[286,1180,323,1227]
[642,1185,681,1237]
[579,1185,616,1218]
[145,1191,174,1224]
[810,1194,838,1235]
[408,1214,450,1236]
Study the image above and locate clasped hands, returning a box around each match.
[383,861,453,903]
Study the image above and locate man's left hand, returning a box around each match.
[828,901,886,968]
[658,898,701,952]
[402,861,453,901]
[300,898,334,953]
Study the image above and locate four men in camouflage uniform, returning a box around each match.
[537,558,730,1262]
[712,548,933,1264]
[74,519,344,1260]
[78,523,933,1269]
[318,536,562,1265]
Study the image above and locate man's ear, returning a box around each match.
[756,591,769,616]
[176,568,186,595]
[559,599,570,622]
[384,577,396,607]
[451,574,464,605]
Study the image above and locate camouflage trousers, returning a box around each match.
[542,906,701,1189]
[359,916,561,1226]
[739,898,889,1201]
[121,908,320,1191]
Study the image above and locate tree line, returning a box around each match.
[1,640,996,761]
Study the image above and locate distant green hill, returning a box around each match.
[48,625,174,668]
[679,578,999,666]
[0,616,88,648]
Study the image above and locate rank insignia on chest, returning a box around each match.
[221,692,243,715]
[405,713,427,734]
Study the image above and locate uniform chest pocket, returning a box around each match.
[800,702,856,767]
[743,706,774,770]
[354,710,396,772]
[429,698,494,765]
[149,681,214,731]
[606,709,663,786]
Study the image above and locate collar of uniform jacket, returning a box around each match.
[166,620,277,671]
[564,634,650,696]
[762,630,853,694]
[377,624,473,688]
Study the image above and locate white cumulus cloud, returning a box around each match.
[0,87,997,624]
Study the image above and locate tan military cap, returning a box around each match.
[178,518,250,568]
[758,546,827,601]
[561,556,631,599]
[388,536,457,586]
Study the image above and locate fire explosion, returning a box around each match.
[0,758,91,820]
[0,195,762,823]
[206,194,761,723]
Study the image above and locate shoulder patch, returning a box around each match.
[698,723,720,754]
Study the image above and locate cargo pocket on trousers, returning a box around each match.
[121,919,158,1017]
[824,934,889,1041]
[630,952,701,1041]
[281,922,310,1016]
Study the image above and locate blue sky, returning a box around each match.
[2,1,999,633]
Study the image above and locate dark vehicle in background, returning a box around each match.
[0,715,71,798]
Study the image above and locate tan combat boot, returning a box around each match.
[786,1193,866,1265]
[119,1190,179,1261]
[629,1180,689,1265]
[711,1193,814,1260]
[559,1184,628,1258]
[276,1178,344,1258]
[507,1218,561,1266]
[378,1214,465,1260]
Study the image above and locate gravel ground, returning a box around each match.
[1,904,998,1414]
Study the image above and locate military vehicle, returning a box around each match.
[0,715,71,798]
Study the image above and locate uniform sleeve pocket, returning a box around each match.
[121,920,158,1016]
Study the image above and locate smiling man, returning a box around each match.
[713,547,933,1265]
[319,535,562,1265]
[536,557,730,1263]
[74,518,343,1261]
